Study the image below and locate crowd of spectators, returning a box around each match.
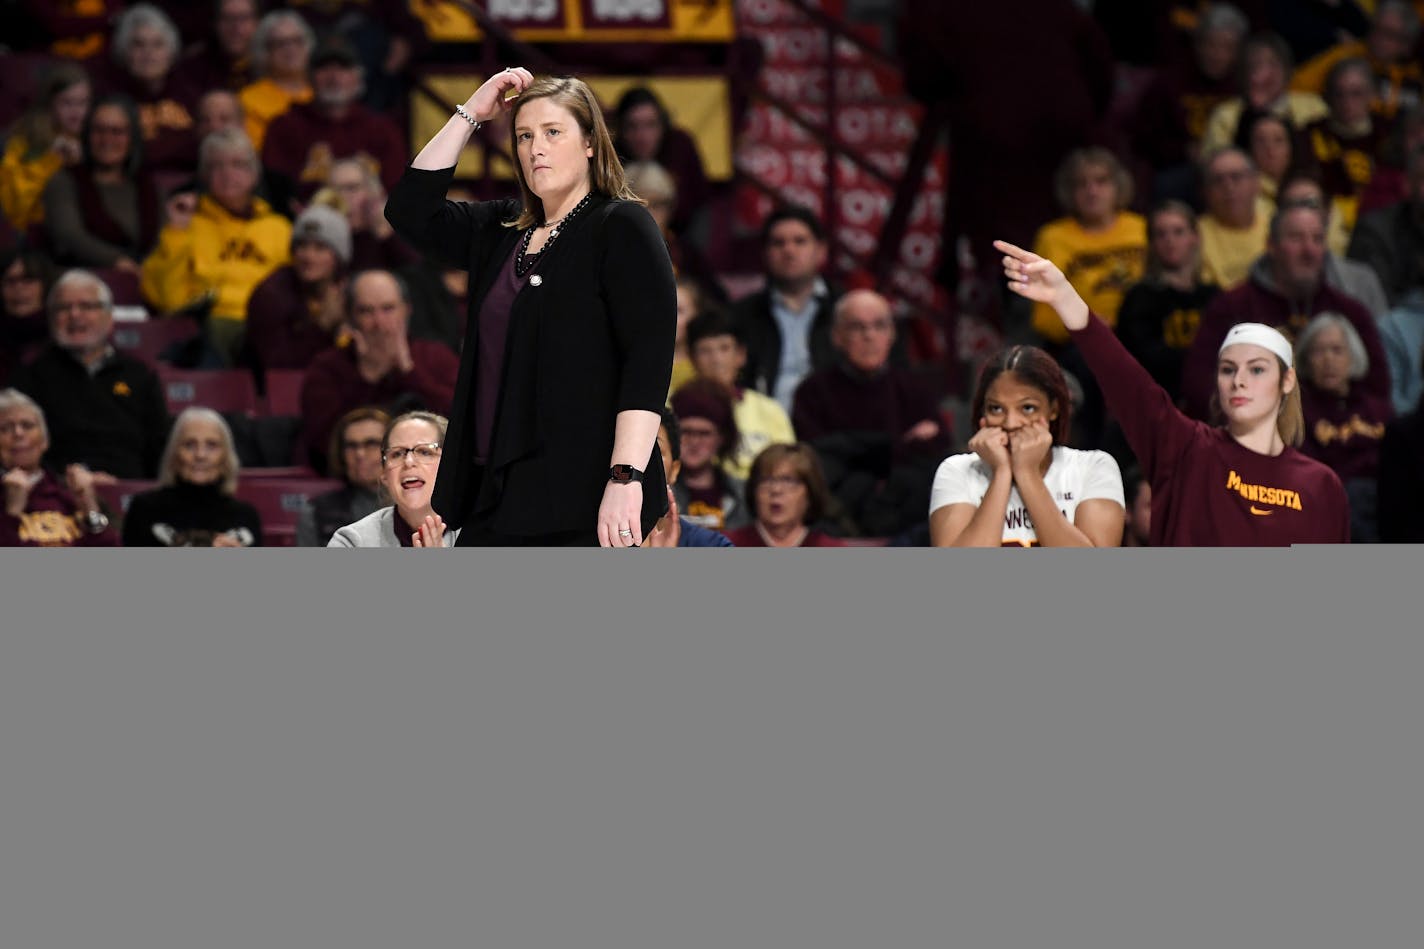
[4,0,1424,545]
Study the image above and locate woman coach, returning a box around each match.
[386,67,676,546]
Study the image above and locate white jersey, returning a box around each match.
[929,446,1125,547]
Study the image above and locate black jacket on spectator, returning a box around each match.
[1377,405,1424,543]
[1346,201,1424,307]
[731,286,840,398]
[10,343,170,478]
[121,481,262,547]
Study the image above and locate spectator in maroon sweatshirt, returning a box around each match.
[99,4,201,175]
[999,237,1350,545]
[242,204,351,375]
[1133,2,1251,204]
[791,289,949,538]
[172,0,260,96]
[300,268,458,473]
[1181,201,1391,420]
[261,34,406,214]
[1294,311,1393,542]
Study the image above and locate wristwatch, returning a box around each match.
[83,509,110,534]
[608,464,644,485]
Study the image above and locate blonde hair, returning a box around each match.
[624,160,677,205]
[1053,146,1134,216]
[377,411,449,503]
[1278,367,1304,447]
[505,76,640,230]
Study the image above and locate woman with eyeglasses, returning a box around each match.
[328,411,459,547]
[722,443,848,548]
[296,406,389,547]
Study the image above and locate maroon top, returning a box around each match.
[1072,314,1350,546]
[351,231,421,273]
[1299,382,1393,480]
[300,337,460,469]
[0,469,120,547]
[791,363,950,464]
[723,526,848,548]
[243,266,340,372]
[474,244,527,463]
[262,102,408,201]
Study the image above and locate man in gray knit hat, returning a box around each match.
[242,205,353,374]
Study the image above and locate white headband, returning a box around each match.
[1219,322,1293,368]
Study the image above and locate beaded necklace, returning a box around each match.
[516,191,594,279]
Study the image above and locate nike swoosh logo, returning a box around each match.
[1249,506,1273,516]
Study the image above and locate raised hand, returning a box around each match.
[413,514,447,548]
[464,67,535,124]
[967,425,1011,474]
[165,192,198,230]
[645,485,681,548]
[64,464,99,511]
[993,239,1088,331]
[3,468,40,516]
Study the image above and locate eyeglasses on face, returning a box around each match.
[382,443,441,467]
[757,475,805,490]
[0,418,40,435]
[51,300,106,313]
[343,437,384,453]
[842,319,893,335]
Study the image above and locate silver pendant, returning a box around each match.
[529,275,543,286]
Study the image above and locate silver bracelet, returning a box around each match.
[454,104,482,129]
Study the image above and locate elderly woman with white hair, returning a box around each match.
[0,389,118,547]
[122,406,263,547]
[238,10,316,155]
[1295,311,1395,542]
[103,3,200,172]
[141,127,292,365]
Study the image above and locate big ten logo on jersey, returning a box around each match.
[1163,308,1201,349]
[219,238,270,264]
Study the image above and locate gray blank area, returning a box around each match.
[1,549,1419,949]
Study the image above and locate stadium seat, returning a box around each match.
[262,368,306,416]
[111,317,202,367]
[234,473,343,547]
[157,367,260,416]
[93,478,159,524]
[92,267,144,306]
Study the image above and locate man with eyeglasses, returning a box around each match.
[300,268,457,474]
[1197,146,1273,289]
[790,289,949,539]
[9,269,170,478]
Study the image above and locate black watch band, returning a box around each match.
[608,464,644,484]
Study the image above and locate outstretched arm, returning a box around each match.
[995,240,1089,332]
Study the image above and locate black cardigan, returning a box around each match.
[385,166,676,536]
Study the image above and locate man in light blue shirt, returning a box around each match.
[731,206,840,413]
